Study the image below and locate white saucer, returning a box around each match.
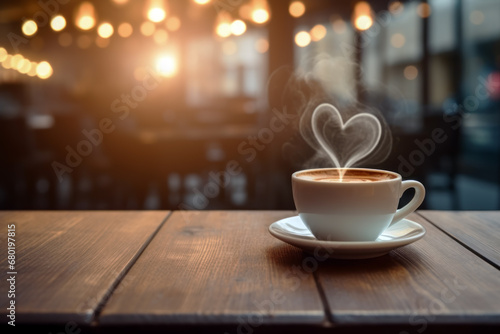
[268,216,426,259]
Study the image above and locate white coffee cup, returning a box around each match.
[292,168,425,241]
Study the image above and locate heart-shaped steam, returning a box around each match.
[312,103,382,172]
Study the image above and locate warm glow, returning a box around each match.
[58,32,72,47]
[166,16,181,31]
[22,20,38,36]
[0,47,7,62]
[97,22,114,38]
[17,59,31,74]
[230,20,246,36]
[353,2,373,31]
[255,38,269,53]
[76,2,96,31]
[140,21,156,36]
[11,54,24,69]
[153,29,169,44]
[36,61,53,79]
[1,55,12,69]
[118,22,133,37]
[156,55,177,77]
[148,8,166,22]
[28,62,38,76]
[310,24,327,41]
[194,0,211,4]
[112,0,129,4]
[216,22,231,38]
[252,9,270,24]
[417,3,431,18]
[469,10,484,25]
[51,15,66,31]
[295,31,311,47]
[239,4,252,20]
[354,15,373,31]
[404,65,418,80]
[147,0,167,22]
[289,1,305,18]
[391,33,405,48]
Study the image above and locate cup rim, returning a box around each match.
[292,167,402,184]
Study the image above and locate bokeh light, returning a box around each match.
[0,47,7,62]
[230,20,246,36]
[194,0,211,4]
[140,21,156,36]
[388,1,404,15]
[353,2,373,31]
[310,24,327,42]
[50,15,66,32]
[1,55,12,69]
[251,9,270,24]
[22,20,38,36]
[295,31,311,47]
[255,38,269,53]
[11,54,24,69]
[36,61,53,79]
[470,10,484,25]
[156,55,177,77]
[216,22,231,38]
[148,8,166,22]
[95,36,110,48]
[97,22,114,39]
[118,22,133,38]
[166,17,181,31]
[76,2,96,31]
[417,3,431,18]
[391,33,405,48]
[27,62,38,76]
[153,29,169,45]
[332,18,346,34]
[404,65,418,80]
[289,1,305,18]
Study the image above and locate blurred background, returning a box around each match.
[0,0,499,211]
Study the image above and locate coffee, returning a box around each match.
[292,168,425,241]
[297,169,396,183]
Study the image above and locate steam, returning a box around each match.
[311,103,382,180]
[275,53,393,173]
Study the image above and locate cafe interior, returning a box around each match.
[0,0,499,211]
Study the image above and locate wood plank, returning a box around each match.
[0,211,168,324]
[418,211,500,268]
[316,213,500,325]
[100,211,326,326]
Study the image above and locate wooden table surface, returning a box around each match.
[1,211,499,333]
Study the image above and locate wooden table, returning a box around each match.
[1,211,499,333]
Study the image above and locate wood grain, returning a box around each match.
[100,211,326,325]
[316,213,500,325]
[0,211,168,324]
[418,211,500,268]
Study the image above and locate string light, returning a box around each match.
[97,22,114,39]
[0,48,53,79]
[353,2,373,31]
[36,61,53,79]
[289,1,305,18]
[156,54,177,77]
[22,20,38,36]
[251,0,270,24]
[295,31,311,47]
[147,0,167,23]
[230,20,246,36]
[50,15,66,32]
[75,2,96,31]
[118,22,133,38]
[310,24,327,41]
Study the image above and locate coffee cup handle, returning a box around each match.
[390,180,426,226]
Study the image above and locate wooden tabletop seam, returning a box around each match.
[415,211,500,270]
[91,211,173,325]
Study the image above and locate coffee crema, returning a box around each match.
[297,169,396,183]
